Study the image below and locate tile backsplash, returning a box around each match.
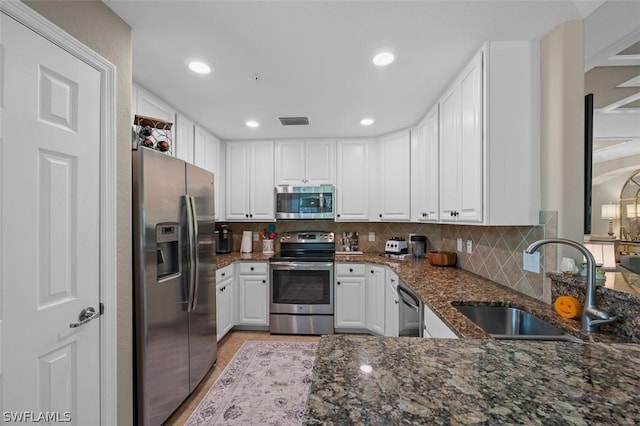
[219,212,558,303]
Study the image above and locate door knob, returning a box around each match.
[69,304,103,328]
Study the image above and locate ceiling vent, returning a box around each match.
[279,116,309,126]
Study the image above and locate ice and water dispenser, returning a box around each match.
[156,223,180,280]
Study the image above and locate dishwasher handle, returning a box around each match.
[397,285,420,312]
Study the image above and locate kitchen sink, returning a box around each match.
[454,304,583,342]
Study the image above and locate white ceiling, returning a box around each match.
[106,0,607,141]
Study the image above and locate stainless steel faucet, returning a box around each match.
[525,238,617,333]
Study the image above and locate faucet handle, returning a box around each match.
[585,307,615,320]
[590,316,618,327]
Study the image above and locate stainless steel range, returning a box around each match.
[269,231,335,335]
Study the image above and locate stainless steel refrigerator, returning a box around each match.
[132,147,217,426]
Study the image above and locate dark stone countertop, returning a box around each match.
[304,335,640,425]
[215,251,640,424]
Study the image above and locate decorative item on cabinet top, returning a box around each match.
[133,114,173,154]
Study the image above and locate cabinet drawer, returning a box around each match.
[238,262,268,275]
[336,263,365,276]
[216,265,235,281]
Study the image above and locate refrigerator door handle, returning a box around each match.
[189,195,200,312]
[184,195,197,312]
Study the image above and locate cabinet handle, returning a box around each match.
[250,267,254,271]
[391,278,395,282]
[337,281,341,285]
[395,300,399,304]
[245,214,249,218]
[337,214,341,218]
[262,279,266,284]
[379,214,382,218]
[349,268,353,273]
[249,214,253,218]
[221,272,225,277]
[370,270,374,274]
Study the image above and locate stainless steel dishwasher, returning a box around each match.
[397,280,423,337]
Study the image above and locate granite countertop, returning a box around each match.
[215,251,640,423]
[304,335,640,425]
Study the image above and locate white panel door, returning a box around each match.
[250,141,275,221]
[274,140,305,185]
[366,266,385,335]
[459,52,483,223]
[226,142,251,220]
[304,140,335,184]
[334,277,366,328]
[439,86,460,220]
[237,275,268,326]
[1,14,101,424]
[336,139,369,220]
[378,129,411,221]
[175,114,195,164]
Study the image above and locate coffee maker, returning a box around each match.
[215,225,232,253]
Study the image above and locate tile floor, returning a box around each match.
[164,331,319,425]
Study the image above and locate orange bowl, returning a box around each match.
[428,251,457,266]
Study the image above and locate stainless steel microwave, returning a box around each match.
[275,185,334,219]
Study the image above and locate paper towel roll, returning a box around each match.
[240,231,253,253]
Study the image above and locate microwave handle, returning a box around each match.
[319,192,324,210]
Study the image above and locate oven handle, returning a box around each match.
[270,261,334,270]
[397,285,420,312]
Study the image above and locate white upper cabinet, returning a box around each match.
[275,140,335,185]
[226,141,275,221]
[132,83,177,153]
[412,105,439,222]
[174,114,195,164]
[439,50,483,223]
[375,128,411,221]
[194,126,224,221]
[438,41,539,226]
[336,139,370,221]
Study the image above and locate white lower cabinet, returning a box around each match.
[384,270,400,337]
[216,265,235,342]
[237,262,269,326]
[366,265,386,335]
[422,304,458,339]
[334,263,366,329]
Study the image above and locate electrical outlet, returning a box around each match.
[466,240,473,254]
[408,233,415,241]
[369,232,375,242]
[253,232,259,242]
[523,251,540,273]
[456,238,462,252]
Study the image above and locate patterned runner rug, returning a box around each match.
[185,341,318,425]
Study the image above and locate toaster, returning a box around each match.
[385,237,408,254]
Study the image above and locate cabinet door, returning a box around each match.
[366,266,385,335]
[378,129,411,221]
[424,106,440,221]
[334,276,366,328]
[305,140,335,184]
[439,86,460,220]
[458,52,483,223]
[384,271,399,337]
[237,274,268,325]
[135,85,176,124]
[226,142,251,220]
[336,139,369,220]
[175,114,194,164]
[216,280,233,342]
[250,141,275,220]
[275,140,305,185]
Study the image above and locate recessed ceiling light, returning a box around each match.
[372,51,395,67]
[246,120,260,128]
[360,118,375,126]
[188,61,212,74]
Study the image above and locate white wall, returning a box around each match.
[23,1,134,424]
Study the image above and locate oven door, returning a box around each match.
[270,261,334,314]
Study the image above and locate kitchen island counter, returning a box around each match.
[305,334,640,425]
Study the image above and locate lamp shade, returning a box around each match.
[601,203,620,219]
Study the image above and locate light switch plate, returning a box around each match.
[523,251,540,273]
[456,238,462,252]
[466,240,473,254]
[253,232,259,241]
[369,232,375,242]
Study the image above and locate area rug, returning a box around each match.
[185,341,318,425]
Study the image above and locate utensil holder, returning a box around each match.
[262,239,275,254]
